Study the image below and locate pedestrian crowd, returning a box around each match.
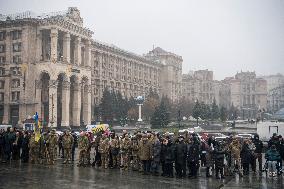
[0,127,284,179]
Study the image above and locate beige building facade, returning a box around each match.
[224,72,267,118]
[181,69,231,108]
[0,8,182,127]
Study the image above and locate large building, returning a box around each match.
[262,74,284,112]
[224,72,267,119]
[0,8,182,127]
[181,69,231,108]
[267,85,284,113]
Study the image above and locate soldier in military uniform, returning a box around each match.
[39,132,50,164]
[29,133,40,164]
[62,130,74,164]
[120,134,131,170]
[228,138,243,176]
[130,136,140,171]
[110,134,120,168]
[46,129,58,164]
[78,132,89,166]
[98,134,110,169]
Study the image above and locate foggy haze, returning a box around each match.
[0,0,283,80]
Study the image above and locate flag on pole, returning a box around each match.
[34,112,40,142]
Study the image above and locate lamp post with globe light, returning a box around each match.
[135,96,144,122]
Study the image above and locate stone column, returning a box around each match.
[36,30,42,62]
[35,80,42,118]
[61,81,70,127]
[83,84,91,125]
[85,40,91,67]
[74,37,81,66]
[72,83,81,126]
[3,74,10,124]
[48,80,57,128]
[63,33,71,63]
[22,27,29,63]
[5,29,11,64]
[50,28,58,63]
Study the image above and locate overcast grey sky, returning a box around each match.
[0,0,283,80]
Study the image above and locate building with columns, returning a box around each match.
[0,8,182,127]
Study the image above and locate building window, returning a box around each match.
[0,68,4,76]
[0,44,5,53]
[11,30,22,40]
[11,79,20,88]
[12,56,21,64]
[0,81,4,89]
[11,91,20,101]
[13,43,21,52]
[0,31,6,41]
[0,56,5,64]
[0,93,4,102]
[10,67,21,76]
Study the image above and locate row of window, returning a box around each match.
[0,30,22,41]
[0,79,20,89]
[0,91,20,102]
[0,43,22,53]
[0,67,22,76]
[0,55,22,64]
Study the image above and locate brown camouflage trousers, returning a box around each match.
[101,153,109,169]
[63,148,72,163]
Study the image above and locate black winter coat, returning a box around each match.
[152,140,161,162]
[187,143,200,163]
[240,144,252,164]
[253,139,263,153]
[164,142,175,163]
[175,142,187,165]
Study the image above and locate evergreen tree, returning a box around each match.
[116,91,128,126]
[99,89,113,124]
[211,98,220,120]
[150,98,170,128]
[193,100,201,126]
[220,106,228,122]
[93,104,101,122]
[143,88,160,121]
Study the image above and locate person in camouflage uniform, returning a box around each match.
[29,133,40,164]
[120,134,131,170]
[130,136,140,171]
[98,134,110,169]
[62,130,74,164]
[46,129,58,164]
[78,132,89,166]
[110,134,120,168]
[228,138,243,176]
[39,132,49,164]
